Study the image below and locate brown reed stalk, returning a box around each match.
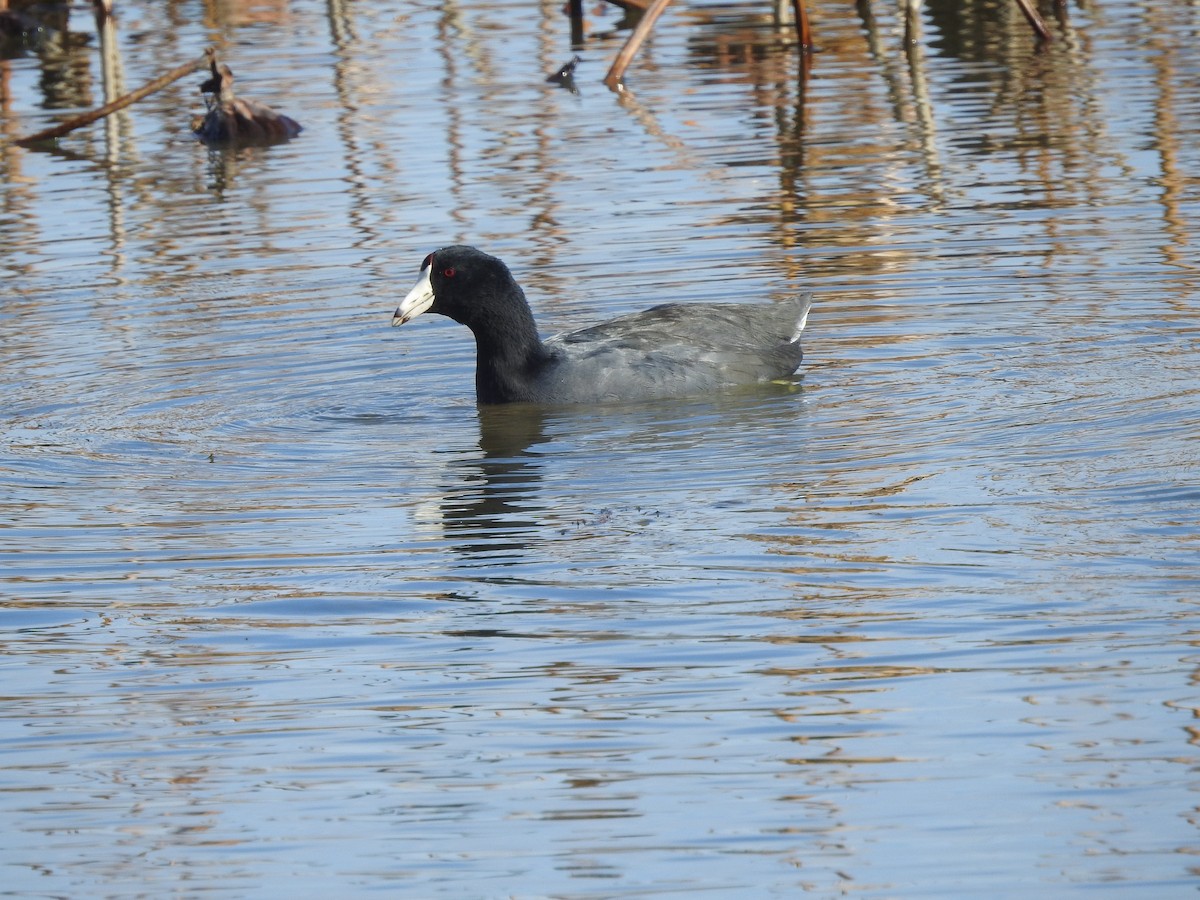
[15,49,211,146]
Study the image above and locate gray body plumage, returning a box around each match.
[534,299,811,404]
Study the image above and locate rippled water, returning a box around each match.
[2,0,1199,895]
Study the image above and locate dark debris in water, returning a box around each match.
[546,55,582,94]
[559,504,664,536]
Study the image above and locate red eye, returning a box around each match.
[442,267,456,278]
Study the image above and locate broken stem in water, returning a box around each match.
[14,49,212,146]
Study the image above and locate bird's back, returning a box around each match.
[536,294,813,403]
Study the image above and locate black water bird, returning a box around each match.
[391,245,813,405]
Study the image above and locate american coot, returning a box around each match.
[391,245,814,405]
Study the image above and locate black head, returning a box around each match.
[391,245,526,331]
[200,62,234,96]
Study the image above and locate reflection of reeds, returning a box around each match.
[16,51,209,146]
[1,0,1193,310]
[96,3,124,162]
[605,0,676,89]
[604,0,1050,89]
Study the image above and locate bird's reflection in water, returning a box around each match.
[429,383,809,566]
[435,404,555,564]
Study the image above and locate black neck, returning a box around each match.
[468,290,550,404]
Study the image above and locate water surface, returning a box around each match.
[2,0,1199,895]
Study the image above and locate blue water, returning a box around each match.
[2,0,1198,895]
